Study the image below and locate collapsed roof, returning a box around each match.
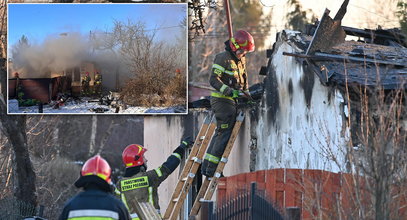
[280,0,407,90]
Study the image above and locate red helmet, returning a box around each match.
[122,144,147,168]
[81,155,111,183]
[230,30,255,52]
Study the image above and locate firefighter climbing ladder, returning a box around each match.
[163,114,216,220]
[163,111,245,219]
[190,111,245,217]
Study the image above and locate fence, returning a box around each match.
[0,197,46,220]
[217,169,407,219]
[200,182,284,220]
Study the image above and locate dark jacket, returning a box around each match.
[209,41,248,99]
[117,145,185,216]
[59,176,131,220]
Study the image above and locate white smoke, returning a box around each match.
[11,32,91,78]
[10,32,133,90]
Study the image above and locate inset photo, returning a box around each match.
[8,3,187,114]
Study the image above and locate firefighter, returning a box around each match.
[13,72,23,100]
[116,137,193,219]
[59,155,131,220]
[94,71,102,96]
[81,72,91,96]
[201,30,255,177]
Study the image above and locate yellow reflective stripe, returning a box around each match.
[221,124,229,129]
[114,188,121,196]
[130,213,139,220]
[205,153,220,164]
[172,153,181,160]
[121,192,129,210]
[214,69,222,76]
[211,92,234,101]
[212,64,225,72]
[231,37,240,49]
[120,176,149,192]
[68,210,119,219]
[224,70,235,76]
[148,187,154,205]
[83,173,108,181]
[68,217,115,220]
[239,40,248,47]
[220,84,229,93]
[155,167,163,177]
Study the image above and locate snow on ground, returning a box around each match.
[7,99,186,114]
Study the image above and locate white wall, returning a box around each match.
[143,115,184,213]
[255,30,349,172]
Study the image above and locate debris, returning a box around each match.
[89,107,109,113]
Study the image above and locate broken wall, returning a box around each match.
[255,30,349,173]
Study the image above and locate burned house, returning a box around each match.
[256,8,407,172]
[8,61,100,103]
[166,2,406,218]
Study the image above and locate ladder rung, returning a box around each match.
[192,157,202,164]
[173,198,179,202]
[220,157,228,163]
[181,177,187,181]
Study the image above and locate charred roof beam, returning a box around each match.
[283,52,407,67]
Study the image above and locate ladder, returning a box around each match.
[133,201,161,220]
[163,114,217,220]
[189,111,245,216]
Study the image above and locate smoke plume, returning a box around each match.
[11,32,90,78]
[10,32,132,90]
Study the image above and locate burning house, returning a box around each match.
[8,60,100,103]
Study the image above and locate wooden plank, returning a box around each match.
[134,202,161,220]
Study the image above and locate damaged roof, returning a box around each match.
[282,1,407,90]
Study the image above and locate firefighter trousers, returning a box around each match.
[201,97,237,177]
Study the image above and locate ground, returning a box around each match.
[7,99,186,114]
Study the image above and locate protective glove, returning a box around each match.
[223,87,241,98]
[223,86,234,96]
[232,90,241,98]
[180,136,194,150]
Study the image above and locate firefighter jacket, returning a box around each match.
[59,176,131,220]
[95,74,102,85]
[117,145,186,219]
[82,75,91,85]
[209,49,248,101]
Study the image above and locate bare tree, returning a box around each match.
[92,19,187,106]
[347,83,406,219]
[0,0,38,214]
[299,72,407,219]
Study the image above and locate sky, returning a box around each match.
[8,3,187,47]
